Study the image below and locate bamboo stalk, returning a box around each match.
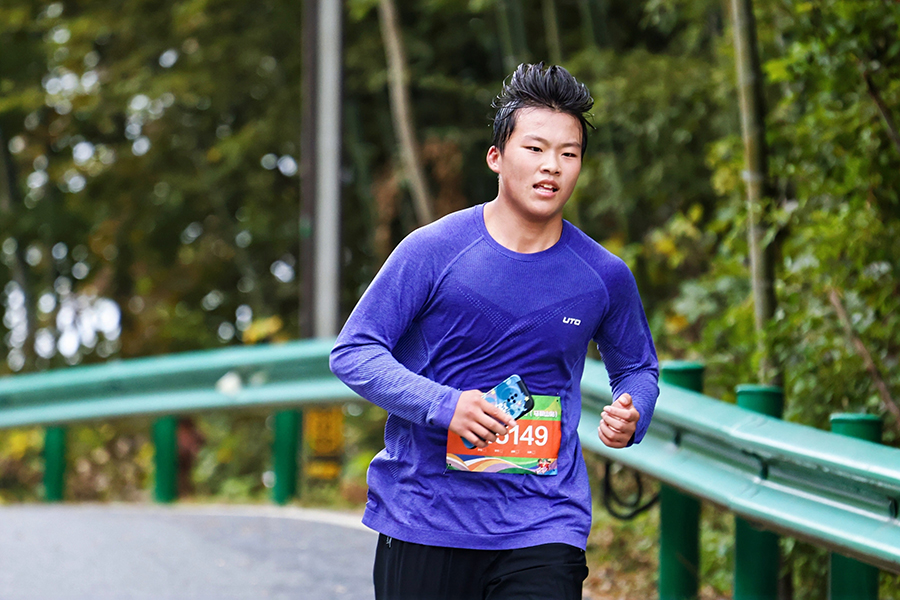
[577,0,597,49]
[495,0,518,73]
[378,0,434,226]
[505,0,529,64]
[542,0,562,64]
[729,0,779,384]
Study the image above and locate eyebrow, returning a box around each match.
[522,134,581,149]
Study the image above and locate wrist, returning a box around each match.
[428,387,462,430]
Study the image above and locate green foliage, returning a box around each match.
[0,420,154,504]
[656,1,900,592]
[584,454,737,600]
[0,427,43,503]
[191,412,270,501]
[699,506,735,597]
[668,0,900,440]
[67,420,153,501]
[584,453,660,598]
[0,0,305,372]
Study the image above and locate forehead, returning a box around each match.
[510,107,582,142]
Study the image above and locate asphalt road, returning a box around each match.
[0,503,377,600]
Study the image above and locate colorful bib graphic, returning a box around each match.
[447,394,561,475]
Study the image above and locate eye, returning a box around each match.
[526,146,542,152]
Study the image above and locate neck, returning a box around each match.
[482,199,564,254]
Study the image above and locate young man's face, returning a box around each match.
[486,107,583,224]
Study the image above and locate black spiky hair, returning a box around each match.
[491,63,594,155]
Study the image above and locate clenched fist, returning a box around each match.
[598,393,639,448]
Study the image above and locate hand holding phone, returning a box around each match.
[461,375,535,450]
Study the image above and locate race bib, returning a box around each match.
[446,395,561,475]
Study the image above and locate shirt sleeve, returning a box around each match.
[593,260,659,445]
[329,230,461,430]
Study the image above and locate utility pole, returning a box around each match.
[292,0,345,499]
[300,0,343,339]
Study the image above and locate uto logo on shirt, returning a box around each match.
[562,317,581,326]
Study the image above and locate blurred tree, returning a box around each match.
[1,0,306,371]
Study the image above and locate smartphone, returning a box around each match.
[463,374,535,449]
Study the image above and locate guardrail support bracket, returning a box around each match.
[659,361,704,600]
[153,415,179,503]
[828,414,882,600]
[43,425,67,502]
[734,384,783,600]
[273,409,302,505]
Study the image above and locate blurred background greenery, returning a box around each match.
[1,0,899,597]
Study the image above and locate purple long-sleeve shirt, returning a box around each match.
[330,204,658,550]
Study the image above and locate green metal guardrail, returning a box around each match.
[580,359,900,598]
[0,338,351,504]
[0,338,346,428]
[1,340,898,598]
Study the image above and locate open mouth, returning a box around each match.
[534,183,559,193]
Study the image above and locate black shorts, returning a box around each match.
[373,533,589,600]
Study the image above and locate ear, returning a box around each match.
[486,146,502,174]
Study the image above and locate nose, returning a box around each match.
[541,154,560,175]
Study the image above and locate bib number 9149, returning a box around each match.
[494,424,549,447]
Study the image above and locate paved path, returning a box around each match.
[0,503,377,600]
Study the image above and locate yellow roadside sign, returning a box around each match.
[304,406,344,480]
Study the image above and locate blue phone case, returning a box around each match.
[462,375,534,449]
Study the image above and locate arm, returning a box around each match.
[329,233,457,428]
[329,231,514,444]
[593,260,659,446]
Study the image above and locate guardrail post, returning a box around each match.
[659,361,704,600]
[153,416,179,503]
[828,414,882,600]
[272,409,301,505]
[43,425,67,502]
[734,384,783,600]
